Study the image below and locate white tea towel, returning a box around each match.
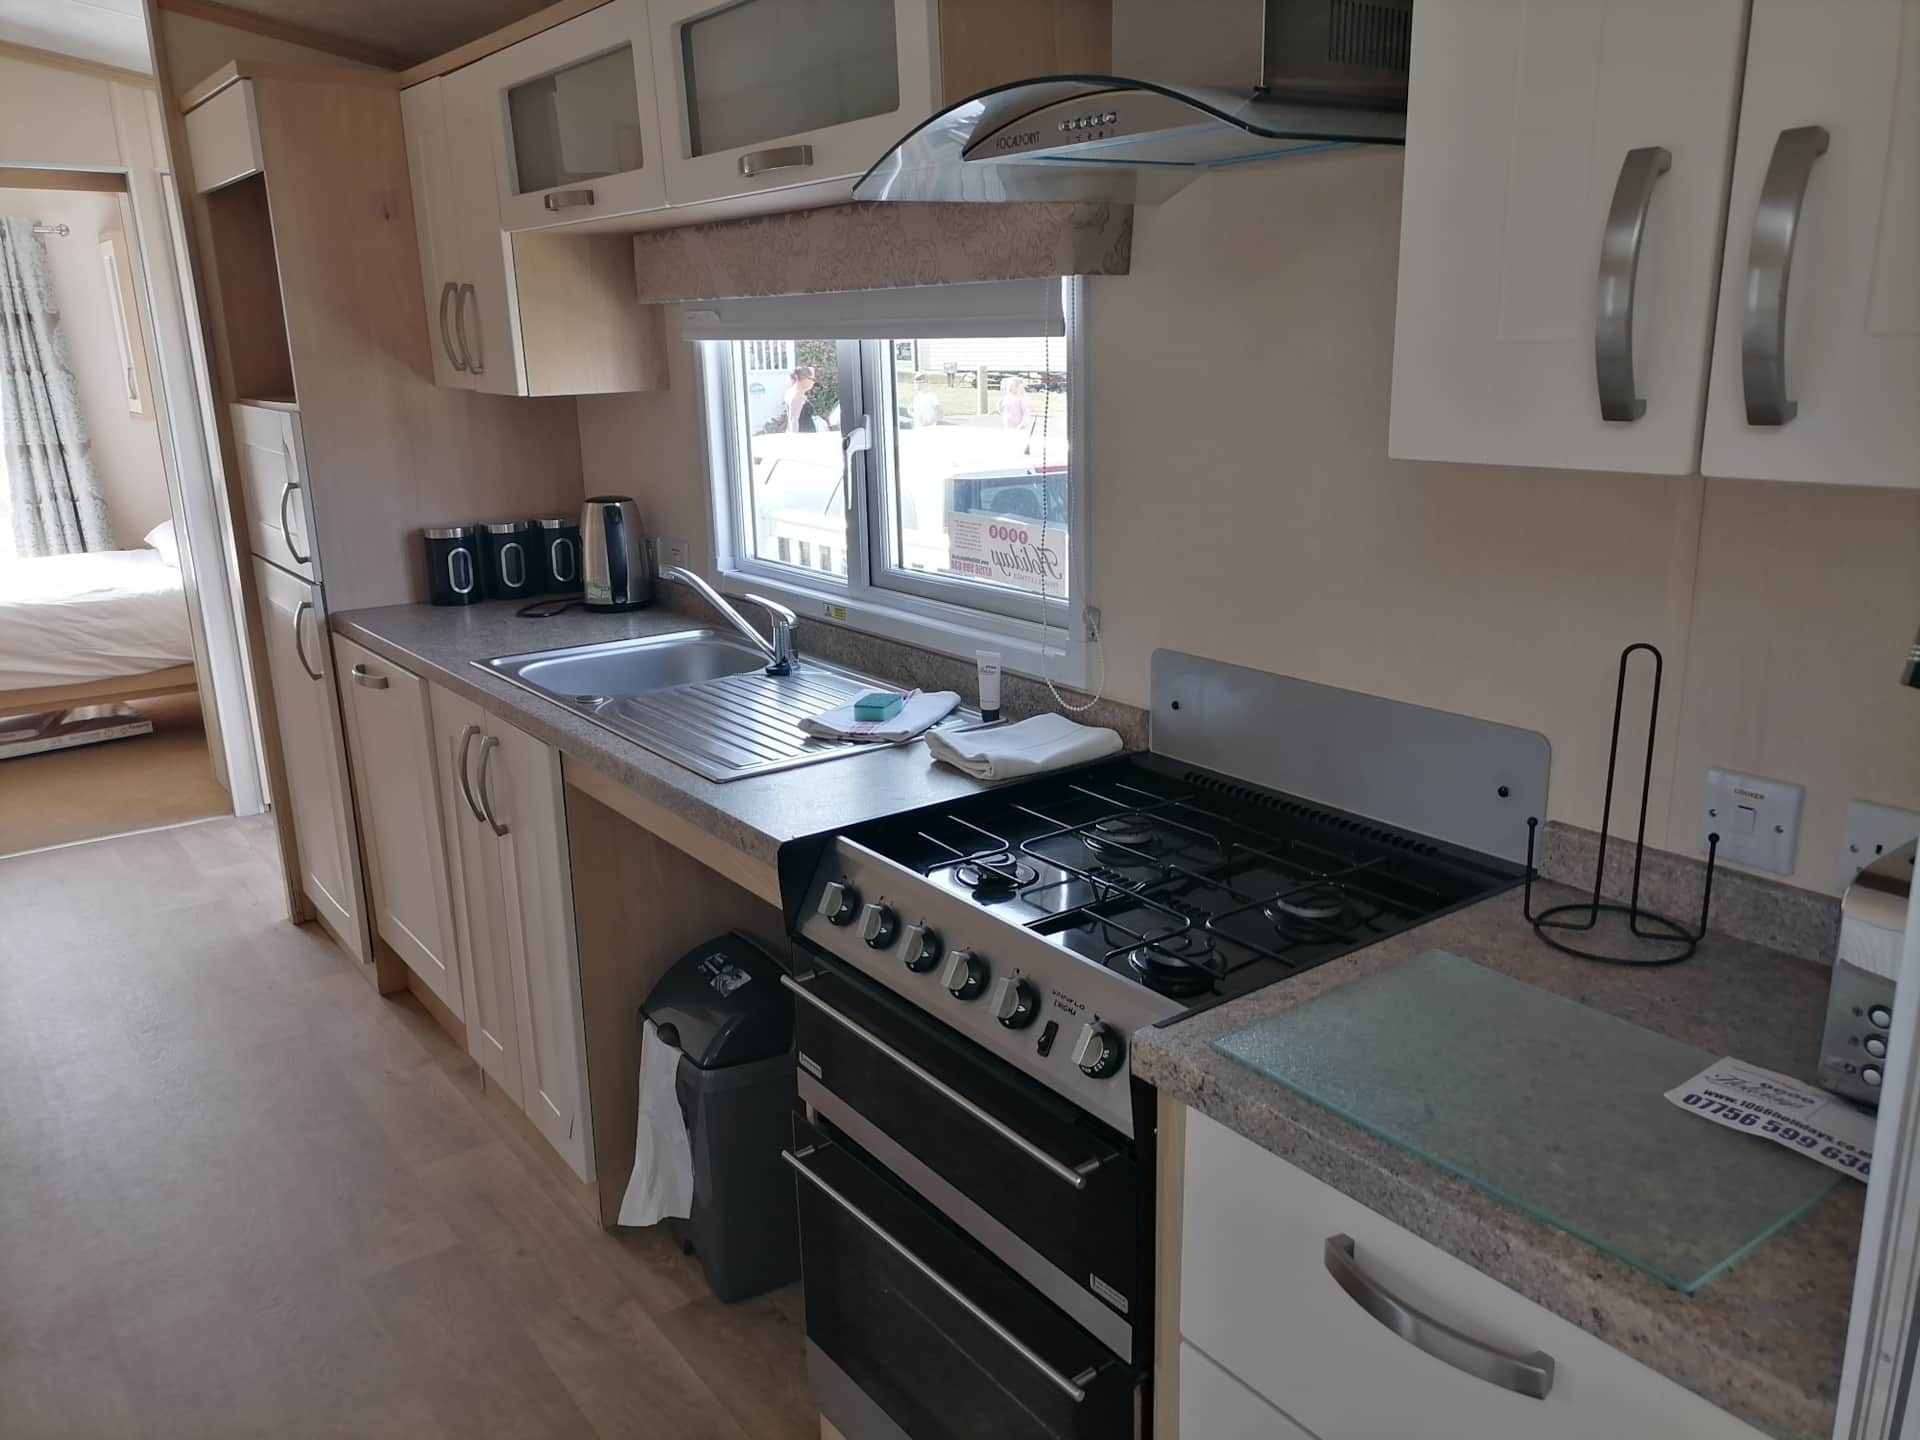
[618,1018,693,1226]
[925,712,1123,781]
[799,688,960,743]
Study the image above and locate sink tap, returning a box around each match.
[661,566,798,676]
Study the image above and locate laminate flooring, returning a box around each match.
[0,815,815,1440]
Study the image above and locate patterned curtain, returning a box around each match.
[0,216,110,557]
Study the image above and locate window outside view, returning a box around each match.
[736,338,849,577]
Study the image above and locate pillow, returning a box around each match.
[144,519,180,567]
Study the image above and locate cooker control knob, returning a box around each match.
[817,880,860,926]
[859,903,898,949]
[1073,1022,1124,1079]
[901,924,943,973]
[991,977,1039,1029]
[942,949,989,1001]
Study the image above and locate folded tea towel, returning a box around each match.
[925,712,1122,781]
[800,688,960,743]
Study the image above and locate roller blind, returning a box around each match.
[680,279,1065,342]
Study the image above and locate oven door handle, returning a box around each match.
[784,1148,1091,1405]
[782,974,1096,1191]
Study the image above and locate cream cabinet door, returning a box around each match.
[1179,1342,1316,1440]
[334,636,462,1015]
[232,402,317,579]
[1389,0,1748,475]
[428,684,522,1101]
[486,719,595,1183]
[252,557,365,964]
[1701,0,1920,489]
[399,79,473,390]
[440,60,527,397]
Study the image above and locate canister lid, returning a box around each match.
[534,515,578,529]
[481,520,531,534]
[423,524,475,540]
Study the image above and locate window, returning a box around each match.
[697,279,1085,681]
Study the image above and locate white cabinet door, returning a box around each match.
[1179,1342,1317,1440]
[428,684,523,1101]
[486,720,595,1183]
[1179,1110,1764,1440]
[252,557,365,963]
[440,60,527,397]
[1389,0,1748,475]
[184,78,262,193]
[1701,0,1920,489]
[334,636,462,1015]
[486,0,668,231]
[231,402,317,579]
[399,80,473,389]
[649,0,937,209]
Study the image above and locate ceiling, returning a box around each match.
[0,0,151,73]
[191,0,559,66]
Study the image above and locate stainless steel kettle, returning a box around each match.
[580,495,653,612]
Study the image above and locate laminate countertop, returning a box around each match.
[332,600,996,873]
[1131,882,1863,1440]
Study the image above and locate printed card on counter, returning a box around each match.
[1665,1057,1875,1182]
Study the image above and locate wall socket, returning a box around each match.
[654,536,690,571]
[1837,799,1920,889]
[1699,768,1804,875]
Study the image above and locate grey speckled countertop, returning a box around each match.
[332,600,998,871]
[1133,882,1862,1440]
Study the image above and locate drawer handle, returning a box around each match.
[1323,1235,1555,1400]
[476,734,508,837]
[1741,124,1829,426]
[740,143,814,178]
[543,187,596,211]
[291,599,322,682]
[1594,145,1670,422]
[350,663,388,690]
[455,724,485,823]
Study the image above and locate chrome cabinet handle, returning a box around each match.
[349,663,388,690]
[783,1148,1089,1404]
[437,281,468,372]
[475,734,508,837]
[782,975,1095,1190]
[277,475,311,566]
[740,143,814,178]
[291,599,322,682]
[1324,1235,1555,1399]
[1594,145,1671,422]
[543,187,596,211]
[455,724,484,823]
[455,282,485,376]
[1742,124,1829,426]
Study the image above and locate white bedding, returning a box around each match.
[0,550,193,691]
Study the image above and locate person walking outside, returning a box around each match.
[785,365,820,433]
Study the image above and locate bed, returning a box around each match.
[0,547,197,717]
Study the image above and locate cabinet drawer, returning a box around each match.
[1179,1110,1763,1440]
[231,402,317,579]
[1179,1342,1315,1440]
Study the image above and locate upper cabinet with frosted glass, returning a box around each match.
[647,0,938,210]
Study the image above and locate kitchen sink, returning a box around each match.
[479,629,969,782]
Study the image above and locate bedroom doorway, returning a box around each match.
[0,160,260,856]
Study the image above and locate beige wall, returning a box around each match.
[7,188,174,546]
[579,148,1920,896]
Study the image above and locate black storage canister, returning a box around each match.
[640,932,798,1303]
[479,520,535,601]
[423,525,480,606]
[534,515,583,594]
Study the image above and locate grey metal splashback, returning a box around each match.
[1150,651,1549,865]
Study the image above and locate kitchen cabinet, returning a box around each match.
[1179,1341,1315,1440]
[647,0,937,210]
[230,402,317,582]
[334,636,462,1016]
[1176,1108,1763,1439]
[1699,0,1920,489]
[251,557,366,964]
[429,683,595,1182]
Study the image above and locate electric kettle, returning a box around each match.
[580,496,653,612]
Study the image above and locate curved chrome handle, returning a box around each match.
[781,975,1093,1190]
[456,283,485,376]
[350,663,388,690]
[291,599,322,682]
[455,724,484,823]
[437,281,467,372]
[542,187,596,211]
[475,734,508,837]
[1595,145,1671,422]
[740,143,814,179]
[783,1148,1088,1403]
[1742,124,1829,426]
[277,475,311,566]
[1324,1235,1554,1399]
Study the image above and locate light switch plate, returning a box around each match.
[1700,768,1804,875]
[1837,799,1920,889]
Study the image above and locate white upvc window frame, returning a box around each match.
[700,279,1092,689]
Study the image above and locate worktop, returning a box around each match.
[1132,881,1862,1440]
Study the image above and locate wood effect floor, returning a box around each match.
[0,815,815,1440]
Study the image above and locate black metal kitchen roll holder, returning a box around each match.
[1523,642,1718,965]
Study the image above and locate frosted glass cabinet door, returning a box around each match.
[649,0,937,208]
[487,0,667,230]
[1388,0,1747,475]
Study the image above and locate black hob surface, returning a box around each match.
[842,755,1526,1007]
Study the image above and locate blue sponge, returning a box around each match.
[853,691,905,721]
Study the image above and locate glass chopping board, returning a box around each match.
[1213,950,1838,1293]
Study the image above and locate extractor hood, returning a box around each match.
[854,0,1414,206]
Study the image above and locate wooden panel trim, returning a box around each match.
[0,664,196,717]
[560,758,780,907]
[0,166,129,193]
[178,61,243,112]
[0,37,155,87]
[158,0,408,72]
[397,0,609,87]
